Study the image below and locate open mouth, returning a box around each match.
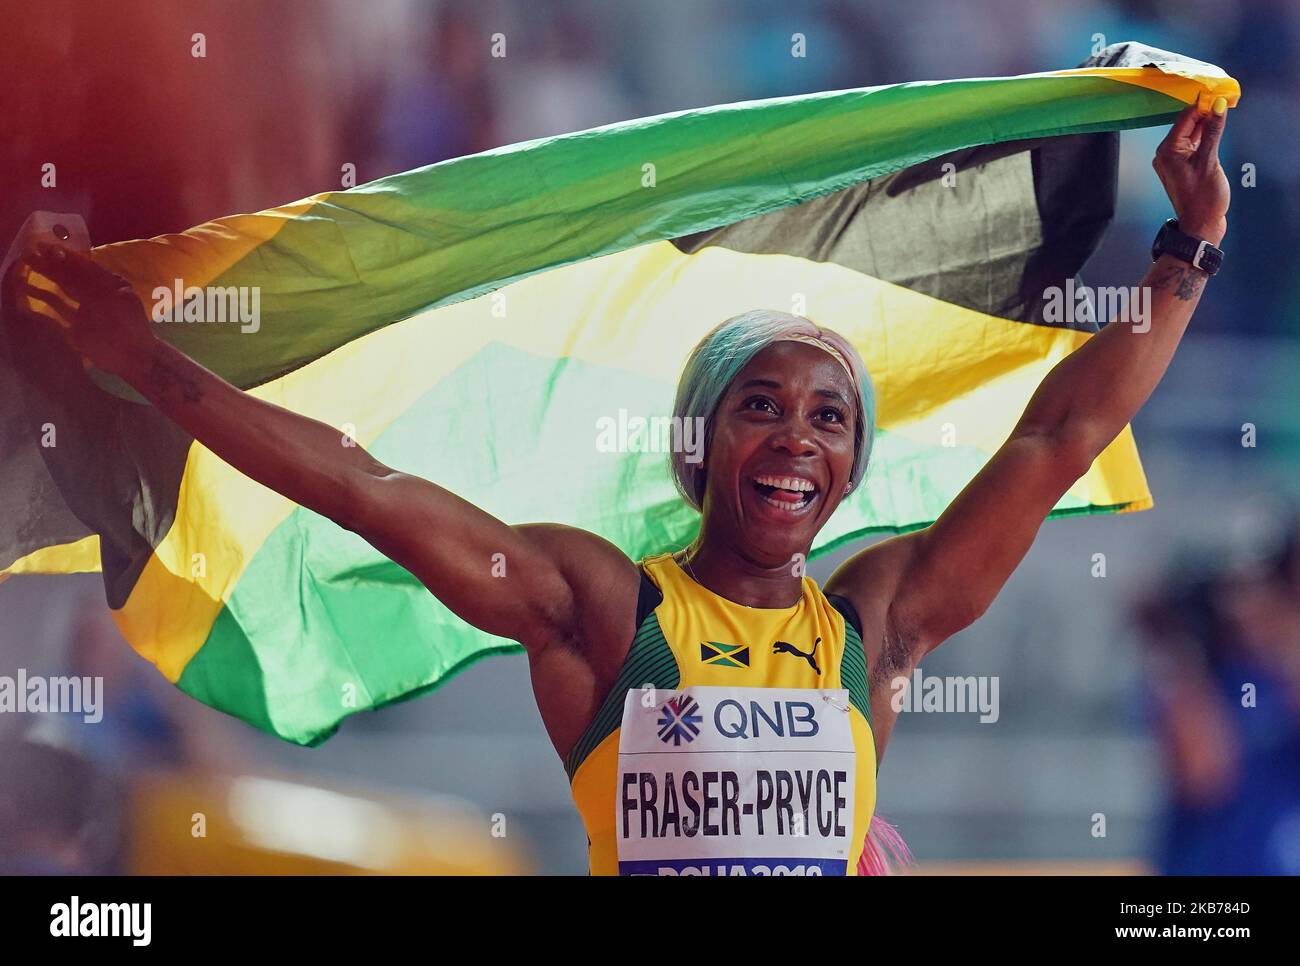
[751,474,819,513]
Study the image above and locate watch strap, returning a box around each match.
[1153,219,1222,276]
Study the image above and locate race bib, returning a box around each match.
[615,686,856,876]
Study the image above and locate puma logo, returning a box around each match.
[772,637,821,674]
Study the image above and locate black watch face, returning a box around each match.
[1152,220,1177,261]
[1152,225,1168,261]
[1199,248,1223,274]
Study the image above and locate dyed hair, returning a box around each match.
[670,310,876,511]
[859,814,914,876]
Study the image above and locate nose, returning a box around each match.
[768,414,817,457]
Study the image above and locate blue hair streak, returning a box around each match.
[670,309,876,511]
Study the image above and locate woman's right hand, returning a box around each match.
[6,237,644,759]
[7,243,157,378]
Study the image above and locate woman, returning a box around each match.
[10,100,1229,875]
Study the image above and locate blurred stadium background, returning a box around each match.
[2,0,1298,874]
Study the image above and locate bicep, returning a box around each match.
[349,471,635,653]
[896,430,1091,648]
[833,430,1089,656]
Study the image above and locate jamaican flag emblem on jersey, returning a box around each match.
[700,641,751,668]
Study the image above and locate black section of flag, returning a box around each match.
[0,367,94,566]
[0,273,191,607]
[670,133,1116,333]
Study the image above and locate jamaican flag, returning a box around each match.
[0,42,1239,744]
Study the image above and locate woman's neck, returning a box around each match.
[680,538,808,609]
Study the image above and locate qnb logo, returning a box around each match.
[657,695,703,745]
[50,896,151,947]
[715,698,820,739]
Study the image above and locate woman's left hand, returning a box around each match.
[1153,98,1230,245]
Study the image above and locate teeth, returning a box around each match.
[759,492,809,511]
[754,474,815,492]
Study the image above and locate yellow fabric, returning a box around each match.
[112,236,1149,677]
[571,552,877,875]
[92,199,319,312]
[111,296,494,680]
[0,534,101,580]
[1043,65,1240,111]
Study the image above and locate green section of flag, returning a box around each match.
[178,342,1131,744]
[98,74,1185,399]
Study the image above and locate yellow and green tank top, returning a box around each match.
[567,551,877,875]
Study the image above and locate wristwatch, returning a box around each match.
[1151,219,1223,276]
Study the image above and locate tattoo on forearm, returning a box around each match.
[1148,266,1182,290]
[146,357,202,405]
[1174,270,1205,300]
[1149,264,1207,301]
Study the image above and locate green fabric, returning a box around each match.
[179,342,1132,744]
[96,74,1186,399]
[1,47,1234,750]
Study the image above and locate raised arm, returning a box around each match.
[829,100,1230,661]
[6,245,640,659]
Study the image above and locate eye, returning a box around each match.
[816,406,847,425]
[743,395,778,415]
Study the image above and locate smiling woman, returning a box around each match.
[670,309,875,517]
[1,45,1235,876]
[565,310,893,875]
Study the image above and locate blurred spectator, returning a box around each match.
[376,4,499,172]
[0,593,254,873]
[492,11,634,144]
[29,592,253,775]
[0,738,126,874]
[1136,512,1300,874]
